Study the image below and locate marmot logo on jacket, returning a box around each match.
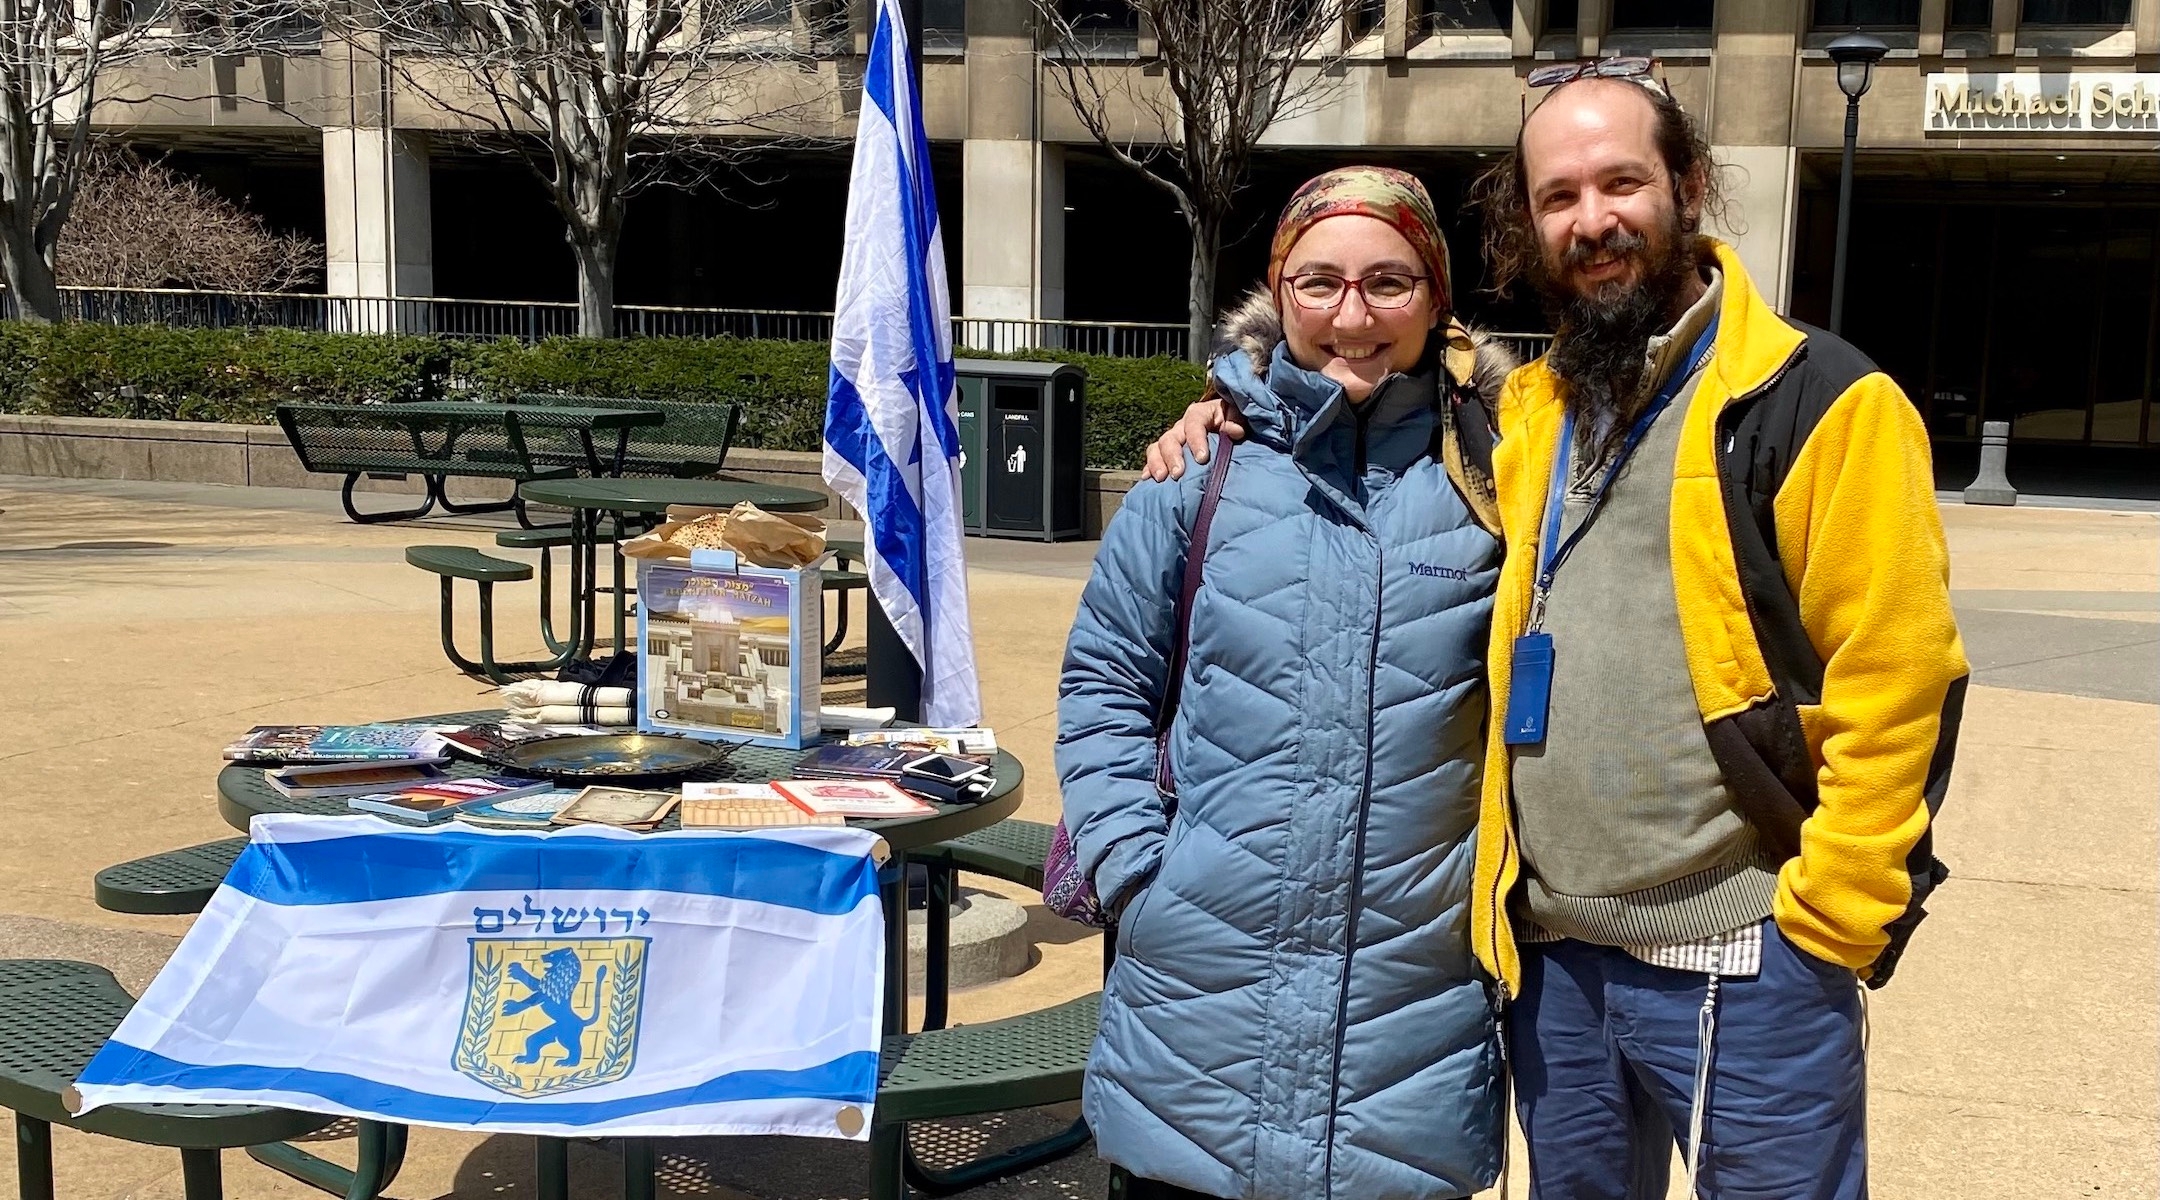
[1410,562,1472,581]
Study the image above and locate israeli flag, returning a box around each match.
[71,815,886,1139]
[823,0,981,727]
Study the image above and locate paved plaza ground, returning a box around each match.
[0,472,2151,1199]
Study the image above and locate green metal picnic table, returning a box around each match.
[79,710,1074,1200]
[514,476,830,664]
[214,709,1024,1040]
[275,401,666,525]
[214,707,1032,1191]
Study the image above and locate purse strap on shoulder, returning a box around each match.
[1155,432,1234,740]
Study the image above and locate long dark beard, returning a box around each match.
[1535,220,1701,472]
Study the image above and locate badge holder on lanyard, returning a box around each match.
[1500,318,1717,747]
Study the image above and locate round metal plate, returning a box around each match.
[494,733,736,782]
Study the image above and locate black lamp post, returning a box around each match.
[1827,33,1887,337]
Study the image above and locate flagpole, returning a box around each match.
[899,0,924,91]
[864,602,923,722]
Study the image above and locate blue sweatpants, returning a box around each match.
[1509,919,1867,1200]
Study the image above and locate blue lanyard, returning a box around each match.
[1530,317,1718,630]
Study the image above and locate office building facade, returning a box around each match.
[96,0,2160,469]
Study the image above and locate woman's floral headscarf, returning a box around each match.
[1266,167,1453,315]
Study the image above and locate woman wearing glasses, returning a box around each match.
[1056,168,1514,1199]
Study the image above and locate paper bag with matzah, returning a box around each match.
[620,502,828,568]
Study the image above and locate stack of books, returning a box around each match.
[224,724,452,766]
[772,726,1000,808]
[347,776,561,825]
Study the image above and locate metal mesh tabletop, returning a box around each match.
[216,711,1022,856]
[371,402,665,429]
[517,476,828,514]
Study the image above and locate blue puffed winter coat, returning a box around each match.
[1056,312,1508,1200]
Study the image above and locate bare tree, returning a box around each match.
[1038,0,1354,361]
[0,0,307,321]
[58,147,323,292]
[341,0,831,336]
[0,0,150,321]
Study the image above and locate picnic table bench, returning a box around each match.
[0,958,406,1200]
[274,401,665,526]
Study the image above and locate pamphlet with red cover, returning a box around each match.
[772,778,936,818]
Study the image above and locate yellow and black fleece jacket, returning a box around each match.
[1470,239,1970,994]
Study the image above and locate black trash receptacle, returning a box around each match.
[953,359,1086,542]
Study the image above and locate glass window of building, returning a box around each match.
[1546,0,1579,34]
[1990,215,2102,441]
[1924,208,1995,442]
[1813,0,1918,26]
[740,0,792,25]
[1610,0,1713,28]
[1823,192,2156,452]
[2020,0,2132,23]
[1061,0,1137,31]
[1947,0,1990,25]
[1421,0,1507,32]
[923,0,963,32]
[2091,209,2158,445]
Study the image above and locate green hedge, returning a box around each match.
[0,323,457,422]
[0,321,1206,470]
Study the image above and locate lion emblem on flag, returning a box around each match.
[456,938,649,1097]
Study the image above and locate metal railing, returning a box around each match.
[953,316,1191,359]
[8,287,1549,366]
[1490,332,1554,363]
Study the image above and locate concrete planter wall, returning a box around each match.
[0,413,1144,538]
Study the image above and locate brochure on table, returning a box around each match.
[635,548,822,749]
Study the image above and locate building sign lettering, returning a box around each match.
[1925,73,2160,133]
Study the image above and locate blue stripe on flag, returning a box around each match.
[861,10,962,463]
[222,829,879,914]
[75,1044,879,1120]
[824,365,928,617]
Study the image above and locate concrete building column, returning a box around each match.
[1992,0,2021,57]
[324,127,433,302]
[1384,0,1412,57]
[1919,0,1949,57]
[960,141,1064,333]
[322,19,432,332]
[1511,0,1548,57]
[1578,0,1609,58]
[957,0,1063,349]
[1705,0,1802,311]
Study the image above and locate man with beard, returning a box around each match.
[1142,72,1967,1198]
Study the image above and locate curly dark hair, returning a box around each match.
[1468,78,1729,297]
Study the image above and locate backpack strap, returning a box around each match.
[1153,432,1233,794]
[1439,345,1501,537]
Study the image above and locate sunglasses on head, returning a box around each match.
[1520,56,1672,120]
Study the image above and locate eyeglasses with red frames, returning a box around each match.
[1281,272,1430,311]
